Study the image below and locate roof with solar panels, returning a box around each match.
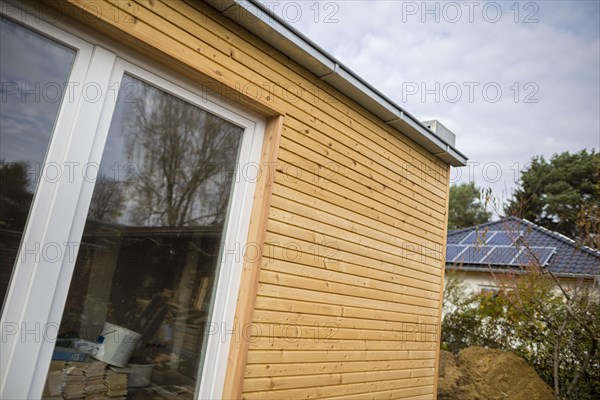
[446,216,600,278]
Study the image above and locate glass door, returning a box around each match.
[40,66,255,399]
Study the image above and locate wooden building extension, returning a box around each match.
[0,1,467,399]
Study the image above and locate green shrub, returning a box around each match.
[441,270,600,400]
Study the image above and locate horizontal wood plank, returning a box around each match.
[242,376,435,399]
[242,367,433,392]
[244,359,435,378]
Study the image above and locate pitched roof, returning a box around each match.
[446,216,600,278]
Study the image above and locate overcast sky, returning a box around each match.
[257,0,600,213]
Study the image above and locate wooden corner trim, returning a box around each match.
[432,165,451,400]
[221,114,284,399]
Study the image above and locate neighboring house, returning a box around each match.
[445,216,600,294]
[0,1,467,399]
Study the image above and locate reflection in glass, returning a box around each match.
[0,17,76,311]
[44,75,243,399]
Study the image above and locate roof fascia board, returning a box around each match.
[219,0,335,77]
[204,0,467,166]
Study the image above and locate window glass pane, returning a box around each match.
[43,74,243,398]
[0,17,76,311]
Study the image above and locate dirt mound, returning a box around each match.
[438,347,554,400]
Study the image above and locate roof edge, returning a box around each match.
[446,265,599,279]
[204,0,467,167]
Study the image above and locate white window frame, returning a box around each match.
[0,5,108,398]
[0,3,265,399]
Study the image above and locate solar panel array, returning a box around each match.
[446,231,556,267]
[459,231,520,246]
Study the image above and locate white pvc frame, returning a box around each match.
[0,4,104,398]
[0,2,265,398]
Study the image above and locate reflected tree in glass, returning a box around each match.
[117,80,242,228]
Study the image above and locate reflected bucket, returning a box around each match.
[92,322,141,367]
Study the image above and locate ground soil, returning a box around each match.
[438,347,555,400]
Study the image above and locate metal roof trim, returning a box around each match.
[205,0,467,167]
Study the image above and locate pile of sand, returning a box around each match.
[438,347,554,400]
